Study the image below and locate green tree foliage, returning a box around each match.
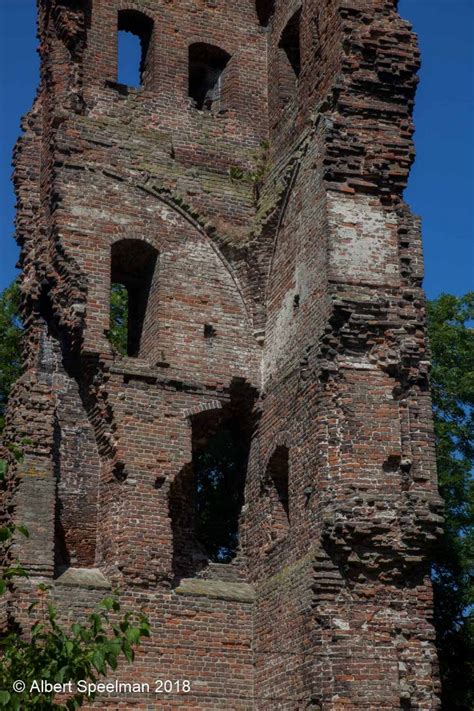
[109,283,128,356]
[195,427,248,562]
[0,282,23,432]
[428,293,474,709]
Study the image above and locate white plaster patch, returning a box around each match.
[262,287,297,382]
[263,259,314,383]
[70,205,132,224]
[327,192,400,286]
[333,618,351,631]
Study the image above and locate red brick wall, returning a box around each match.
[5,0,443,708]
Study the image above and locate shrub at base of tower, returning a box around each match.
[0,449,150,711]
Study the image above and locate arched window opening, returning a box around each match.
[278,9,302,105]
[256,0,275,27]
[170,381,258,581]
[188,43,231,111]
[264,446,290,543]
[52,366,101,577]
[109,240,158,358]
[194,419,247,563]
[117,10,154,88]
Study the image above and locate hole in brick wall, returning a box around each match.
[263,446,290,544]
[117,10,154,88]
[113,461,128,482]
[256,0,275,26]
[170,380,258,580]
[278,9,302,106]
[188,43,231,111]
[154,475,166,490]
[204,324,217,339]
[383,455,401,473]
[109,239,159,358]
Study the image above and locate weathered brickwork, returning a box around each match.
[5,0,444,708]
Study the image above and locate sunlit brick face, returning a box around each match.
[7,0,442,707]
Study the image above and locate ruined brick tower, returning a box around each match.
[7,0,444,708]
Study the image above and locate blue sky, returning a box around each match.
[0,0,473,299]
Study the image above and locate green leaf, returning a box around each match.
[92,650,105,673]
[122,640,134,663]
[0,691,10,705]
[106,640,121,656]
[100,597,115,611]
[0,526,13,542]
[125,626,141,644]
[5,566,28,579]
[17,525,29,538]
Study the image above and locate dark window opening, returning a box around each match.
[117,10,154,88]
[264,446,290,543]
[196,422,247,562]
[170,380,258,581]
[109,283,129,356]
[109,240,158,358]
[278,10,302,105]
[256,0,275,27]
[189,43,231,111]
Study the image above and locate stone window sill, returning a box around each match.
[55,568,111,590]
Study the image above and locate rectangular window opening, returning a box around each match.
[109,240,158,358]
[278,9,302,106]
[189,43,231,111]
[117,10,154,88]
[170,381,258,581]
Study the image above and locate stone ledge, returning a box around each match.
[175,579,255,603]
[55,568,111,590]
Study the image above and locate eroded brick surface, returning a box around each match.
[4,0,443,708]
